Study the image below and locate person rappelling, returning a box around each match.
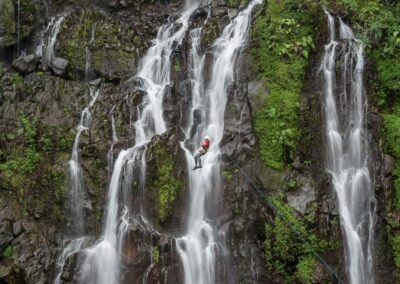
[193,136,210,170]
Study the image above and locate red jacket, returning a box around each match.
[201,139,210,150]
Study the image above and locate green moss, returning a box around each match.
[252,0,315,170]
[392,235,400,268]
[264,196,333,281]
[202,18,219,48]
[1,0,16,46]
[384,107,400,206]
[0,114,70,225]
[334,1,400,270]
[3,245,13,259]
[0,115,40,189]
[151,144,183,223]
[296,255,316,284]
[222,170,234,183]
[57,9,137,78]
[11,73,23,86]
[152,246,160,263]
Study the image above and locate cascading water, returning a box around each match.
[107,108,118,179]
[176,1,261,283]
[52,85,100,284]
[85,24,96,81]
[41,16,64,68]
[321,12,376,284]
[78,3,198,283]
[69,86,100,234]
[53,237,89,284]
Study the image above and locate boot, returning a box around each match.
[193,157,198,170]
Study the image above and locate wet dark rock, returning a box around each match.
[383,154,395,177]
[61,252,79,282]
[12,221,24,237]
[222,83,256,162]
[89,78,102,87]
[12,54,39,74]
[211,7,228,17]
[0,265,11,279]
[0,221,13,249]
[190,7,209,22]
[287,178,316,214]
[228,8,238,18]
[211,0,226,8]
[50,57,69,75]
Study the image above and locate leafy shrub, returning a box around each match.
[252,0,315,169]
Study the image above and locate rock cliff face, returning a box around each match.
[0,0,398,283]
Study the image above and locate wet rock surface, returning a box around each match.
[0,0,397,283]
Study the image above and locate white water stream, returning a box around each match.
[69,86,100,234]
[78,3,198,283]
[53,237,89,284]
[41,16,64,68]
[321,12,376,284]
[176,1,261,283]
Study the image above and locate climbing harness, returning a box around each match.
[224,154,346,284]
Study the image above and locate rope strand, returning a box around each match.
[224,154,345,284]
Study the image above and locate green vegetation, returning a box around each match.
[226,0,246,8]
[296,255,316,284]
[329,0,400,270]
[57,9,139,79]
[264,196,335,282]
[152,144,183,223]
[222,169,238,183]
[384,107,400,208]
[202,18,219,48]
[0,115,40,189]
[3,246,13,259]
[11,73,23,86]
[252,0,316,170]
[152,246,160,263]
[0,113,70,224]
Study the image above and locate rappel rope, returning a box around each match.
[157,1,344,282]
[224,154,345,284]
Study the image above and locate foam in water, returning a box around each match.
[321,12,376,284]
[176,1,261,283]
[53,237,89,284]
[78,4,198,283]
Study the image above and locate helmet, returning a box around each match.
[204,136,210,140]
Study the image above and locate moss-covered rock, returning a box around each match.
[0,0,17,47]
[145,131,185,226]
[56,9,142,81]
[251,0,317,170]
[0,0,38,47]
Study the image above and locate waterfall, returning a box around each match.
[78,3,198,283]
[85,24,96,81]
[42,16,64,68]
[69,86,100,234]
[53,237,89,284]
[52,85,100,284]
[321,12,376,284]
[176,1,261,283]
[107,108,118,180]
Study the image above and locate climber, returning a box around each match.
[193,136,210,170]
